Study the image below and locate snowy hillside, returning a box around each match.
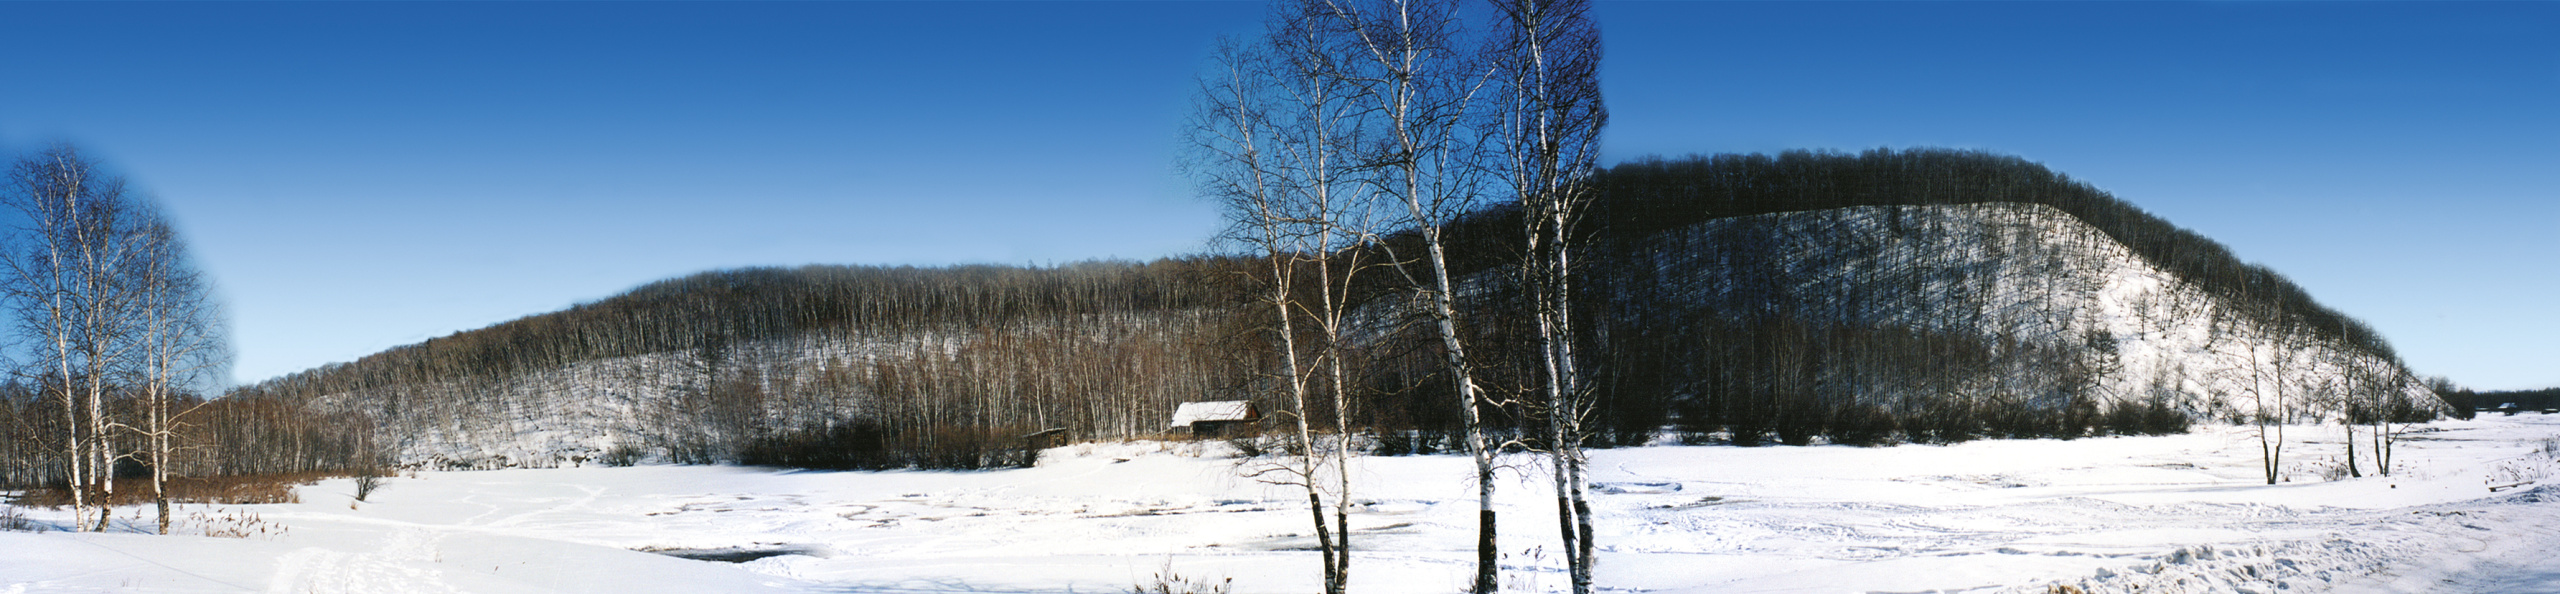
[9,415,2560,593]
[305,313,1234,469]
[303,334,906,469]
[1619,202,2438,418]
[270,200,2448,468]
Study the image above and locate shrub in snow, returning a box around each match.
[1371,429,1463,456]
[1827,404,1899,447]
[0,504,39,532]
[2098,397,2190,436]
[601,443,646,467]
[353,474,387,502]
[1907,397,1982,445]
[1774,396,1826,446]
[1223,436,1266,458]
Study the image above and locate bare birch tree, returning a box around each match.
[3,146,93,530]
[1487,0,1605,589]
[1272,7,1389,590]
[122,207,228,534]
[1,145,225,534]
[1308,0,1507,589]
[3,144,145,532]
[1187,28,1364,593]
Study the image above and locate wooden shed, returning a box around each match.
[1169,400,1262,439]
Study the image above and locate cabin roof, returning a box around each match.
[1170,400,1258,428]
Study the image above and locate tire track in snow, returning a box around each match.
[266,527,458,594]
[472,484,608,529]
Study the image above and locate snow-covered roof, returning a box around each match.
[1169,401,1257,428]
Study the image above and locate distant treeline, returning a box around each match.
[236,260,1234,399]
[2457,387,2560,412]
[233,260,1264,469]
[220,148,2440,468]
[0,384,376,487]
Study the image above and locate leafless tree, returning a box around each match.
[2334,361,2364,479]
[2226,312,2316,486]
[120,207,228,533]
[2366,362,2415,477]
[1190,1,1395,584]
[1190,35,1350,593]
[1283,29,1383,594]
[2,145,228,535]
[1486,0,1605,589]
[2,145,145,532]
[1310,0,1509,588]
[2250,341,2286,485]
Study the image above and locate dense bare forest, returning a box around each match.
[1571,150,2441,445]
[151,148,2443,481]
[223,260,1257,470]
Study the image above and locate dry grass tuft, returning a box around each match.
[186,506,286,539]
[0,503,38,532]
[1130,564,1232,594]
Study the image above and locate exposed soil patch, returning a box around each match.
[638,544,823,563]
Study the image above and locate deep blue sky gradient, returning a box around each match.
[1,2,2552,390]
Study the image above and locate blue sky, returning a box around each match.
[1,1,2552,390]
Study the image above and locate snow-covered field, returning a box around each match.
[10,415,2560,593]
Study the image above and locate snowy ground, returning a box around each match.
[9,415,2560,593]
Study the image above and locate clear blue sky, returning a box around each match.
[1,1,2551,391]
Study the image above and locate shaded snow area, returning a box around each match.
[11,416,2560,593]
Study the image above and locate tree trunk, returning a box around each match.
[1553,248,1595,594]
[1421,234,1500,594]
[1274,258,1346,594]
[1318,252,1357,594]
[90,379,113,532]
[62,384,85,531]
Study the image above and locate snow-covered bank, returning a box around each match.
[7,416,2560,593]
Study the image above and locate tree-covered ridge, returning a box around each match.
[231,258,1239,403]
[1583,148,2393,362]
[238,148,2401,410]
[213,148,2441,477]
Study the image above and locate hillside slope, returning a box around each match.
[1577,202,2436,436]
[234,149,2445,466]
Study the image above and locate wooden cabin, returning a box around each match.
[1169,400,1262,439]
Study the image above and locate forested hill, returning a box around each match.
[230,259,1262,468]
[1580,149,2394,361]
[234,259,1240,403]
[228,148,2442,468]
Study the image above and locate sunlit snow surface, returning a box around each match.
[9,416,2560,593]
